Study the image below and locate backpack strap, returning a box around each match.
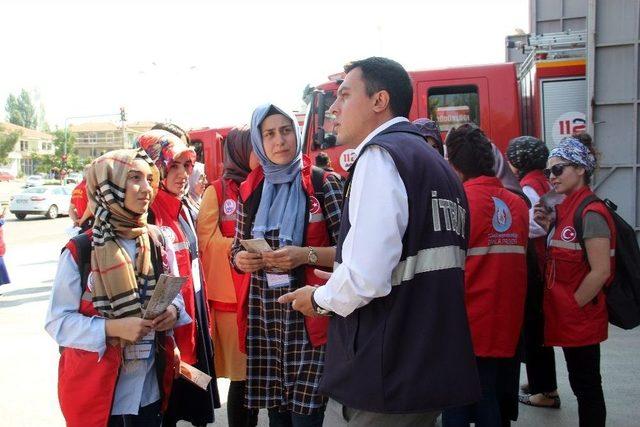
[63,232,92,292]
[573,194,602,257]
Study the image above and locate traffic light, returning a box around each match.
[120,107,126,122]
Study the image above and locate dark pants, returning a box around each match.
[228,380,258,427]
[523,243,558,395]
[267,408,324,427]
[563,344,606,427]
[442,357,501,427]
[108,400,162,427]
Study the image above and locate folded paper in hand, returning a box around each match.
[143,274,187,320]
[180,361,212,390]
[240,238,273,253]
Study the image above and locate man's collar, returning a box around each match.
[353,117,409,158]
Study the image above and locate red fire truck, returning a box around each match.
[303,31,587,176]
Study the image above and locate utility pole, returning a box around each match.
[120,107,127,148]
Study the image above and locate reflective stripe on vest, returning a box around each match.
[466,245,526,256]
[173,241,190,251]
[550,239,616,256]
[334,245,466,287]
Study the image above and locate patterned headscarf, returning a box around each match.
[137,129,196,180]
[549,136,596,173]
[86,149,160,320]
[412,118,444,156]
[506,136,549,179]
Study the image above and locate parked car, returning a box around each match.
[25,175,45,187]
[9,185,72,220]
[0,170,15,181]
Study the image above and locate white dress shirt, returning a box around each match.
[313,117,410,317]
[45,237,189,415]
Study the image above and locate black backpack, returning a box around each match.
[574,196,640,329]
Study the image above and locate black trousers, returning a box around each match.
[523,244,558,394]
[108,400,162,427]
[563,344,606,427]
[227,380,258,427]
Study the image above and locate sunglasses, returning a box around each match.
[543,162,574,179]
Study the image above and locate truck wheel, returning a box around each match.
[46,205,58,219]
[15,213,26,220]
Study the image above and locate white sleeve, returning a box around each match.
[44,249,107,357]
[522,185,547,238]
[313,146,409,317]
[162,239,191,327]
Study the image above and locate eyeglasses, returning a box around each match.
[543,163,574,179]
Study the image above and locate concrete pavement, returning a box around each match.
[0,206,638,426]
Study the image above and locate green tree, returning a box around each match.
[302,84,314,105]
[5,89,38,129]
[51,129,76,157]
[0,125,20,165]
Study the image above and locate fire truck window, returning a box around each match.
[313,93,339,149]
[428,85,480,131]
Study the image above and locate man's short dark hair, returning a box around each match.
[344,57,413,118]
[315,152,330,168]
[445,124,495,179]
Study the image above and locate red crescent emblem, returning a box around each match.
[309,196,321,215]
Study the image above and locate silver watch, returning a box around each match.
[307,246,318,265]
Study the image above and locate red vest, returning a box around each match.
[521,169,552,273]
[57,231,175,427]
[463,176,529,357]
[236,157,331,352]
[150,189,208,364]
[211,178,247,312]
[70,180,89,218]
[544,186,616,347]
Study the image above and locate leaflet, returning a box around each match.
[143,274,187,320]
[180,361,212,391]
[239,238,273,253]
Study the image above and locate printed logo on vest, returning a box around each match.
[561,226,577,242]
[160,226,177,243]
[87,272,95,292]
[309,196,321,215]
[223,199,237,216]
[491,197,512,233]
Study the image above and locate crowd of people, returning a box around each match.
[45,56,616,427]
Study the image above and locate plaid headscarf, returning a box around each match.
[506,136,549,179]
[86,149,160,319]
[549,136,596,174]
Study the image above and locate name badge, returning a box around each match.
[266,273,290,289]
[124,330,155,360]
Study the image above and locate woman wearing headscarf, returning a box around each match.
[230,104,343,426]
[45,149,189,427]
[186,162,206,217]
[534,136,615,427]
[412,117,444,156]
[138,130,219,427]
[506,136,560,409]
[197,126,259,427]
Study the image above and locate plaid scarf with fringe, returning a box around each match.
[86,149,160,319]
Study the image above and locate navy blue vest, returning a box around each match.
[319,121,481,413]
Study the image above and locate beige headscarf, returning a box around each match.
[86,149,160,319]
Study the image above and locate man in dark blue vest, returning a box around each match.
[279,57,480,426]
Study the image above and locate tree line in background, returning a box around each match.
[0,89,91,175]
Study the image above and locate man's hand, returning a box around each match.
[152,305,178,331]
[262,246,307,270]
[105,317,153,342]
[533,202,553,233]
[235,250,265,273]
[278,285,318,317]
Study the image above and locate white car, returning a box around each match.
[9,185,72,220]
[25,175,45,187]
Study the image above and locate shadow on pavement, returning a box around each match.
[0,285,52,297]
[0,293,50,308]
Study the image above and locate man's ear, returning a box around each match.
[372,90,391,113]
